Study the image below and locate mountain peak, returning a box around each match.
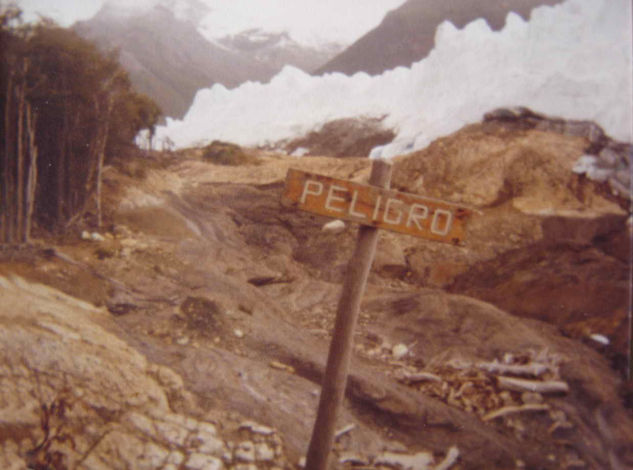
[316,0,563,76]
[95,0,210,23]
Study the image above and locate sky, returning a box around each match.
[10,0,407,46]
[10,0,104,25]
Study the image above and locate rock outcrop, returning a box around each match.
[284,117,396,158]
[483,107,632,201]
[0,276,229,469]
[1,111,631,469]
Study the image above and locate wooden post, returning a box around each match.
[304,159,392,470]
[629,222,633,381]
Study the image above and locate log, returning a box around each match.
[497,376,569,394]
[396,371,442,384]
[477,361,550,377]
[483,404,550,421]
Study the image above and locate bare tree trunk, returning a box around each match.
[2,59,39,246]
[95,96,113,228]
[1,71,13,244]
[67,110,82,218]
[24,103,38,242]
[15,66,25,243]
[2,71,16,245]
[56,82,70,227]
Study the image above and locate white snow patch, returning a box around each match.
[572,155,598,174]
[155,0,633,156]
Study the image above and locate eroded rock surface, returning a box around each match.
[0,276,231,469]
[1,113,631,469]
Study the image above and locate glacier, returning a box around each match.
[153,0,633,157]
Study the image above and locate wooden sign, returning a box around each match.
[289,161,478,470]
[302,159,392,470]
[281,168,473,245]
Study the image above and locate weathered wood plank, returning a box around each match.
[281,168,473,244]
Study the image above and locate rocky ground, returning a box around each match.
[0,115,631,469]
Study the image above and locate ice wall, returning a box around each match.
[153,0,632,156]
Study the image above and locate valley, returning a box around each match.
[1,118,630,469]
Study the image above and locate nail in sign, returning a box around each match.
[281,169,473,244]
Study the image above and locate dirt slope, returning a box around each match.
[0,120,631,469]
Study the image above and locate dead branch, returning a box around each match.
[477,361,550,377]
[396,371,442,384]
[497,376,569,394]
[435,446,460,470]
[483,404,550,421]
[334,423,356,440]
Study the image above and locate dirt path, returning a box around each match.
[1,128,631,469]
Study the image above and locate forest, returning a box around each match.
[0,6,161,245]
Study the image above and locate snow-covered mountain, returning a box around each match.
[195,0,407,50]
[316,0,563,76]
[74,3,271,119]
[153,0,632,156]
[74,0,380,118]
[212,29,343,84]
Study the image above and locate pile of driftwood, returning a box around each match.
[392,349,574,433]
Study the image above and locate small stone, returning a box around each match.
[234,465,258,470]
[176,336,190,345]
[184,453,223,470]
[154,420,189,446]
[338,452,368,465]
[235,441,256,462]
[392,343,409,359]
[188,430,224,454]
[234,329,244,339]
[254,442,275,461]
[81,230,92,240]
[589,334,609,345]
[239,421,275,436]
[91,232,105,242]
[322,220,346,234]
[166,451,185,465]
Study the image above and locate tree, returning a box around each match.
[0,8,161,244]
[1,6,38,244]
